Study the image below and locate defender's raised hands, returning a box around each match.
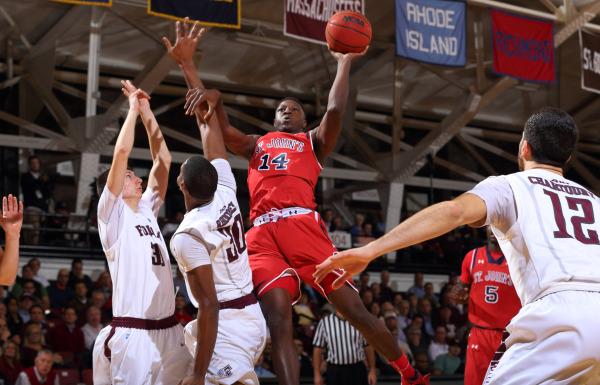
[121,80,150,113]
[184,88,221,122]
[162,17,208,66]
[0,195,23,237]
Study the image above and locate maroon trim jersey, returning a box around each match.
[460,246,521,329]
[248,131,321,221]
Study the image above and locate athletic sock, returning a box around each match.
[389,354,416,379]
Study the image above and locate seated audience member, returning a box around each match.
[423,282,439,309]
[81,306,103,352]
[379,270,394,303]
[5,298,23,337]
[94,271,112,298]
[20,323,48,368]
[435,306,458,339]
[414,351,432,376]
[358,271,370,293]
[67,258,93,292]
[11,266,46,300]
[0,317,10,346]
[406,326,428,358]
[17,295,35,324]
[46,307,84,368]
[67,281,88,323]
[330,215,345,232]
[349,213,365,237]
[428,326,449,361]
[369,302,381,318]
[89,290,111,324]
[28,259,49,288]
[47,269,73,310]
[174,293,193,326]
[396,299,411,333]
[417,298,435,339]
[15,349,59,385]
[28,305,50,337]
[0,340,23,385]
[433,340,463,376]
[407,272,426,299]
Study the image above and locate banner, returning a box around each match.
[284,0,365,44]
[148,0,241,29]
[491,10,555,82]
[52,0,111,6]
[580,29,600,94]
[395,0,466,66]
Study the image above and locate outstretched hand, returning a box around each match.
[121,80,150,113]
[184,88,221,123]
[313,245,376,290]
[330,45,369,63]
[0,195,23,236]
[163,17,208,66]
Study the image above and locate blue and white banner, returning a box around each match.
[395,0,466,66]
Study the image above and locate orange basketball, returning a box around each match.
[325,11,372,54]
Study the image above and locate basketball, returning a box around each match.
[325,11,372,54]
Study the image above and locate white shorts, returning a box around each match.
[93,323,192,385]
[484,290,600,385]
[184,302,267,385]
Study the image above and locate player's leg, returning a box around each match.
[464,327,501,385]
[92,325,113,385]
[108,328,157,384]
[154,324,193,385]
[247,224,301,385]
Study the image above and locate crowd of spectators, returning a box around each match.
[0,258,112,384]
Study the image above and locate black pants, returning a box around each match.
[326,362,368,385]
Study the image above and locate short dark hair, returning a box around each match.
[277,97,305,116]
[72,258,82,267]
[96,169,110,196]
[28,155,39,164]
[182,156,218,201]
[523,108,578,167]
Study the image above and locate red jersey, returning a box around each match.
[248,131,321,221]
[460,246,521,329]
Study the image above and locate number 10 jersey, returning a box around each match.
[470,169,600,305]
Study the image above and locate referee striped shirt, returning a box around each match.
[313,313,367,365]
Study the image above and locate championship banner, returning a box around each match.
[491,10,555,82]
[284,0,365,44]
[579,29,600,94]
[148,0,241,29]
[395,0,466,66]
[52,0,111,6]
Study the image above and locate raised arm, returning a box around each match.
[162,19,257,159]
[311,48,368,163]
[122,81,172,200]
[105,80,148,196]
[314,193,488,287]
[0,195,23,286]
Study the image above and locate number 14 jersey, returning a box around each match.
[469,169,600,305]
[247,131,321,221]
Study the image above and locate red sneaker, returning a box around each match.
[401,372,430,385]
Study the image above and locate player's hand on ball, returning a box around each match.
[313,245,375,289]
[121,80,150,113]
[162,17,207,66]
[330,45,369,63]
[178,375,203,385]
[185,88,221,122]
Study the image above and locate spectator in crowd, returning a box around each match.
[407,293,418,316]
[47,269,73,310]
[0,340,23,385]
[413,351,432,377]
[407,272,425,299]
[379,270,394,303]
[313,310,376,385]
[173,293,193,326]
[27,259,49,289]
[67,281,88,323]
[294,338,313,378]
[46,307,84,368]
[396,300,411,333]
[15,349,59,385]
[433,340,462,376]
[350,213,365,237]
[28,305,49,338]
[89,290,111,324]
[20,323,47,368]
[321,209,334,231]
[423,283,439,309]
[17,295,35,324]
[0,317,10,346]
[67,258,92,292]
[371,283,382,303]
[406,326,428,358]
[11,266,46,300]
[360,289,374,310]
[374,211,385,237]
[417,298,435,339]
[428,326,449,361]
[5,298,23,337]
[94,271,112,298]
[358,271,370,293]
[435,306,458,339]
[369,302,381,318]
[81,306,103,352]
[330,216,345,232]
[21,156,52,246]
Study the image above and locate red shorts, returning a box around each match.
[465,326,504,385]
[247,211,354,303]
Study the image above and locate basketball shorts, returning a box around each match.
[483,290,600,385]
[92,323,192,385]
[183,303,267,385]
[247,211,356,303]
[465,327,503,385]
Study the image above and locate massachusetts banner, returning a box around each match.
[580,29,600,94]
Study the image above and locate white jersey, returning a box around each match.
[97,186,175,319]
[470,169,600,305]
[170,159,253,304]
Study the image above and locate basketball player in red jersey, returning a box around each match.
[163,19,428,385]
[452,229,521,385]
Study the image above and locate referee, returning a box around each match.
[313,310,376,385]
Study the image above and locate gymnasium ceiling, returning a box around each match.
[0,0,599,197]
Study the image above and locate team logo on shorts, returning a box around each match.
[217,364,232,378]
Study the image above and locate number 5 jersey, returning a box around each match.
[170,159,254,304]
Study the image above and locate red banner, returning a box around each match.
[284,0,365,44]
[491,10,555,83]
